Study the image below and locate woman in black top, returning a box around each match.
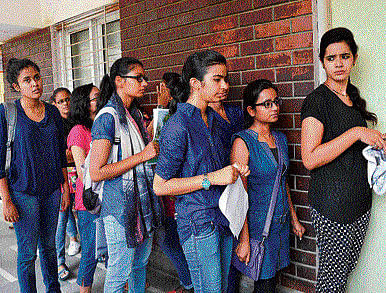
[301,28,386,292]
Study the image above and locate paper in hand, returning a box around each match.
[219,176,249,239]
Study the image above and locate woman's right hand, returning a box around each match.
[356,127,386,150]
[236,240,250,264]
[140,140,159,162]
[208,165,239,186]
[3,199,19,223]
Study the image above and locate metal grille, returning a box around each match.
[51,4,121,90]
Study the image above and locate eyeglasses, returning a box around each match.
[254,98,282,109]
[119,75,149,83]
[90,97,98,102]
[56,98,70,105]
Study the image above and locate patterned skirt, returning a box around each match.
[310,208,371,293]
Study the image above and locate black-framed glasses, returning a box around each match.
[56,98,70,105]
[254,98,282,109]
[119,75,149,83]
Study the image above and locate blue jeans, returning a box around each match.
[12,189,61,293]
[181,223,233,293]
[103,215,153,293]
[157,217,192,289]
[56,193,78,266]
[77,211,98,287]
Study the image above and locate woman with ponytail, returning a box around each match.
[301,27,386,292]
[89,57,162,292]
[153,50,250,293]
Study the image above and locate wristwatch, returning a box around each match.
[202,174,211,190]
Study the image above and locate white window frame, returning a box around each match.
[51,4,121,90]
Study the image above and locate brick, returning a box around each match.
[280,274,316,292]
[296,206,312,222]
[293,49,313,65]
[255,52,291,69]
[292,15,312,33]
[254,0,290,8]
[274,0,312,20]
[240,39,274,56]
[275,32,313,51]
[282,262,296,275]
[280,98,304,113]
[255,19,291,39]
[242,69,275,84]
[120,1,146,19]
[281,129,300,143]
[291,190,309,206]
[274,113,293,128]
[214,44,239,58]
[288,175,295,189]
[288,144,295,159]
[276,65,313,82]
[297,265,317,281]
[294,113,302,128]
[229,72,241,86]
[276,83,293,97]
[290,248,316,266]
[228,86,245,101]
[289,233,295,248]
[296,175,309,190]
[302,222,316,238]
[228,57,255,72]
[296,236,316,252]
[291,189,309,205]
[295,145,302,160]
[240,8,273,26]
[294,81,314,96]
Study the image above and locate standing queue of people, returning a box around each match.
[1,27,385,293]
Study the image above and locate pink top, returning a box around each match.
[67,125,92,211]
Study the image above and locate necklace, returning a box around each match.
[324,83,348,97]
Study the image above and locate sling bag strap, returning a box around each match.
[3,101,17,176]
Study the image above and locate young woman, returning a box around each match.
[89,57,162,292]
[0,58,70,293]
[153,50,249,293]
[67,84,100,292]
[51,87,81,281]
[301,27,386,292]
[231,79,305,293]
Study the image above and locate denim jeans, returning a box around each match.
[11,189,61,293]
[77,210,98,287]
[103,215,153,293]
[157,217,192,289]
[56,193,78,266]
[181,223,233,293]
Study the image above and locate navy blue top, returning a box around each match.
[212,104,244,163]
[155,103,229,244]
[234,129,290,278]
[0,99,66,197]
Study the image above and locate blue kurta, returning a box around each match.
[233,129,290,279]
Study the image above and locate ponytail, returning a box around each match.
[97,74,115,114]
[347,80,377,124]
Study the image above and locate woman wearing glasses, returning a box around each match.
[89,57,162,292]
[230,79,304,293]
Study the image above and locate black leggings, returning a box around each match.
[253,275,276,293]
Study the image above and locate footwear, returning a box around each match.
[58,264,70,281]
[68,240,81,256]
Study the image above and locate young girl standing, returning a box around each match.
[301,28,386,292]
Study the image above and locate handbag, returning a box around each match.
[231,142,284,281]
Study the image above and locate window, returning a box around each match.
[52,4,121,90]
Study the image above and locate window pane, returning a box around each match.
[70,29,91,88]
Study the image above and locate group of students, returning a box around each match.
[1,26,385,293]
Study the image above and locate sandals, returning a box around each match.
[58,264,70,281]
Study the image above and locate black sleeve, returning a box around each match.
[301,89,326,126]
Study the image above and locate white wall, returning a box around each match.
[331,0,386,292]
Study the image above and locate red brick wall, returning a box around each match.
[119,0,316,291]
[0,27,53,102]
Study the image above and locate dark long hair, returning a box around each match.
[171,50,227,106]
[97,57,143,113]
[69,83,95,130]
[161,72,184,116]
[243,79,278,128]
[320,27,377,124]
[6,58,40,91]
[50,87,71,104]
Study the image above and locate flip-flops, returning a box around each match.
[58,264,70,281]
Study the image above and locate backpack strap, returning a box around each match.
[3,101,17,175]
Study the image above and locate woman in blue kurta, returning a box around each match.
[0,58,70,293]
[153,50,249,293]
[231,79,305,292]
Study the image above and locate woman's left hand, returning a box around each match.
[291,219,306,240]
[60,191,71,212]
[236,241,251,264]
